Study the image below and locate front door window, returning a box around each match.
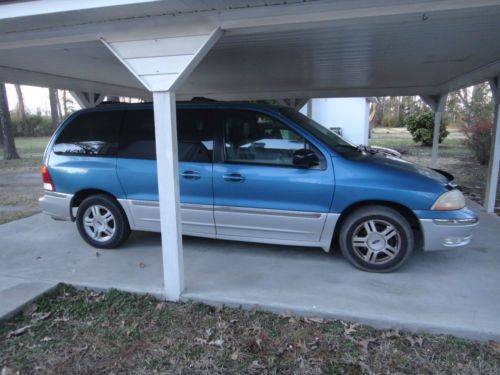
[222,110,323,168]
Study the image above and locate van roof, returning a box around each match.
[94,100,286,110]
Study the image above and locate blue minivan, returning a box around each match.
[39,101,478,272]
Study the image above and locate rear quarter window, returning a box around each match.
[118,108,214,162]
[53,111,123,156]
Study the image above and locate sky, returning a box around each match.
[7,84,50,114]
[5,84,81,115]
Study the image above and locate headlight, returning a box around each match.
[431,189,465,211]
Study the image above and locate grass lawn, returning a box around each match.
[0,137,49,224]
[1,285,499,374]
[0,137,49,173]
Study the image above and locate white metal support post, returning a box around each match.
[103,28,222,301]
[307,99,312,118]
[153,91,184,299]
[420,94,447,168]
[485,77,500,213]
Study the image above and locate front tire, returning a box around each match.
[76,194,130,249]
[339,206,414,272]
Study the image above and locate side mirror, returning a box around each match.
[293,149,319,168]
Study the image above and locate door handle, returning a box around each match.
[223,173,245,182]
[181,170,201,180]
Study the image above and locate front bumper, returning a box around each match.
[39,191,73,221]
[419,217,479,251]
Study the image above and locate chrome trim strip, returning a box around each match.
[141,218,160,222]
[216,223,314,234]
[213,205,323,219]
[433,218,479,225]
[181,204,213,211]
[182,220,215,227]
[129,200,159,207]
[129,200,213,212]
[43,191,72,199]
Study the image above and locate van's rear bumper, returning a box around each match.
[39,191,73,221]
[419,218,479,251]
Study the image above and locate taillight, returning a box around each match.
[41,165,55,191]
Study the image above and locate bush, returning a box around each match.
[405,112,449,146]
[11,113,55,137]
[462,118,492,165]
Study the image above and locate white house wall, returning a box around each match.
[301,98,370,145]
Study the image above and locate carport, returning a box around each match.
[1,0,500,303]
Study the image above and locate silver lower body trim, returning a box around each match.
[213,205,322,219]
[41,194,338,252]
[118,200,338,251]
[419,218,479,251]
[39,191,73,221]
[118,199,216,237]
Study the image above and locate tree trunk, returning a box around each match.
[62,90,68,117]
[56,90,63,120]
[14,84,28,136]
[0,83,20,160]
[49,88,60,129]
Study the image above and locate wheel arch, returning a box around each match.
[332,200,423,250]
[70,188,119,221]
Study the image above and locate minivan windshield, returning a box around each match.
[279,108,358,155]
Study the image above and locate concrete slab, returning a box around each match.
[0,203,499,341]
[0,215,165,298]
[0,276,56,320]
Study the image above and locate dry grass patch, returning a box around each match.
[1,285,499,374]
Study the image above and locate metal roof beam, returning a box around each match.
[0,65,149,99]
[71,91,105,108]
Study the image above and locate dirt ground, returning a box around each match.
[1,285,499,375]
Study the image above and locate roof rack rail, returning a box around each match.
[97,101,125,106]
[190,96,218,103]
[97,101,150,106]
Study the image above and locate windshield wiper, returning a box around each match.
[356,145,378,154]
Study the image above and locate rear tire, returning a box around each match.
[76,194,130,249]
[339,206,414,272]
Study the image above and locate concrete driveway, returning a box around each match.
[1,201,499,341]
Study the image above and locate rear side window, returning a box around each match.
[118,108,214,162]
[177,109,214,163]
[54,111,123,156]
[119,110,156,160]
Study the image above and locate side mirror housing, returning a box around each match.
[293,149,319,168]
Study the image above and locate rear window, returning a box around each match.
[54,111,123,156]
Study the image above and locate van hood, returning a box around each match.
[357,153,451,184]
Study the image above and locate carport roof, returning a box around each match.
[1,0,500,99]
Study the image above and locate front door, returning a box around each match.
[212,109,335,243]
[116,108,215,236]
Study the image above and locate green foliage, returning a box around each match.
[405,112,449,146]
[11,112,55,137]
